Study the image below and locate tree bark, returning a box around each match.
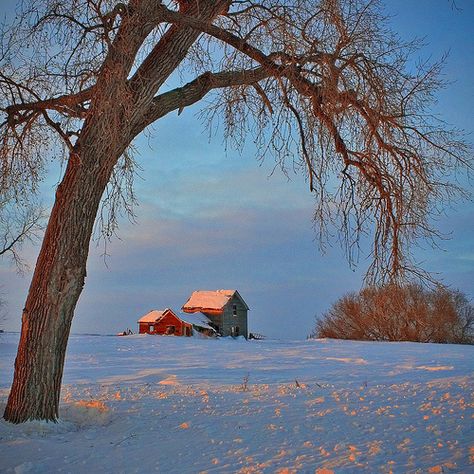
[3,0,227,423]
[3,140,118,423]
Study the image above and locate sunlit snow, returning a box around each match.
[0,333,473,473]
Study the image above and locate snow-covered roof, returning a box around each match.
[137,309,170,324]
[178,312,215,331]
[182,290,237,312]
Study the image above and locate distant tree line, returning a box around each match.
[310,284,473,344]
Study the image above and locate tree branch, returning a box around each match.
[4,87,93,121]
[128,1,230,114]
[157,4,286,73]
[133,66,269,136]
[0,199,44,274]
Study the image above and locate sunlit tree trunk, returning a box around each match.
[3,141,119,423]
[3,0,224,424]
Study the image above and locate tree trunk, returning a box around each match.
[3,141,117,423]
[2,0,221,423]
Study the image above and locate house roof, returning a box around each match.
[182,289,249,312]
[137,308,172,324]
[178,312,215,331]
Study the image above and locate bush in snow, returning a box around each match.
[312,284,473,344]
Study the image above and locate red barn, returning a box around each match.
[137,308,192,336]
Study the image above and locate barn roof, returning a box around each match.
[182,290,249,312]
[137,308,173,323]
[178,312,215,331]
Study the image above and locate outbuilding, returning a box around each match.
[137,308,192,336]
[178,312,217,337]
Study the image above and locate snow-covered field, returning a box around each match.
[0,333,473,473]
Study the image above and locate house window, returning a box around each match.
[233,304,237,316]
[149,325,154,333]
[166,325,175,335]
[232,326,240,337]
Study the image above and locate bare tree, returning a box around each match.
[313,284,474,344]
[0,0,470,423]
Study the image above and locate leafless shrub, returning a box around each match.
[313,284,473,344]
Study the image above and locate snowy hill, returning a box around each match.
[0,333,473,473]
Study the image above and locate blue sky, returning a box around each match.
[1,1,473,339]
